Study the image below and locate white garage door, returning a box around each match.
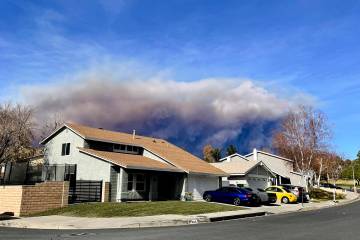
[246,176,268,190]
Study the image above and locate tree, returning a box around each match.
[342,151,360,185]
[226,144,237,156]
[211,148,222,162]
[273,105,331,175]
[0,103,34,164]
[37,113,64,140]
[203,144,215,163]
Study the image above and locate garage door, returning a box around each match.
[247,177,268,190]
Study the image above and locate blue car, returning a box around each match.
[203,187,260,206]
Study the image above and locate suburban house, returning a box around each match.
[211,149,304,189]
[40,123,226,201]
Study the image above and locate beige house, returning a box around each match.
[212,149,304,189]
[41,123,226,201]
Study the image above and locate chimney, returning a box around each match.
[253,148,258,161]
[132,129,136,140]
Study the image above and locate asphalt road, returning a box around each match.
[1,201,360,240]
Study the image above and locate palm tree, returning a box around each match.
[226,145,237,156]
[211,148,222,162]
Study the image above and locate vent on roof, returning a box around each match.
[98,128,103,130]
[153,139,156,143]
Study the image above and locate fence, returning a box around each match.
[0,163,76,186]
[69,180,103,204]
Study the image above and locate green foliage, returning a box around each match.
[211,148,222,162]
[341,150,360,184]
[226,145,237,156]
[310,188,345,200]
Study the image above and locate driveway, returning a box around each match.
[1,199,360,240]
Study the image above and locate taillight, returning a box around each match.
[246,194,252,198]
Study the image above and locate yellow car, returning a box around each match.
[265,186,297,204]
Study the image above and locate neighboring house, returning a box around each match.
[211,153,276,189]
[40,123,226,201]
[212,149,305,189]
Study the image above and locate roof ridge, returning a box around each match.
[66,122,166,142]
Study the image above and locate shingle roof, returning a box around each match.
[78,148,182,172]
[211,160,259,175]
[44,123,226,176]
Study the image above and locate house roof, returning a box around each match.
[211,160,274,176]
[245,150,294,162]
[79,148,183,172]
[41,123,226,176]
[218,153,250,162]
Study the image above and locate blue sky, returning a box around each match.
[1,0,360,158]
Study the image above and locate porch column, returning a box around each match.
[181,175,188,201]
[117,168,124,202]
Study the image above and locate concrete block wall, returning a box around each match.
[0,181,69,217]
[0,185,23,216]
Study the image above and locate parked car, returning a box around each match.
[203,187,261,206]
[265,186,298,204]
[320,183,343,190]
[280,184,310,203]
[243,187,276,204]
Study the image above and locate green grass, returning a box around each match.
[28,201,242,218]
[310,188,345,201]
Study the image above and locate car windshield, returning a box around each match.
[283,188,292,193]
[257,188,265,192]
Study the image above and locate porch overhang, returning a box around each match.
[78,148,184,173]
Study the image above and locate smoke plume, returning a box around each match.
[23,71,304,156]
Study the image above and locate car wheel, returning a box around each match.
[204,194,212,202]
[233,197,241,206]
[281,197,289,204]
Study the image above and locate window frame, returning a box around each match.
[127,173,146,192]
[61,143,70,156]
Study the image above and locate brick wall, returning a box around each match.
[0,181,69,217]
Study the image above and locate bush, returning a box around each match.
[309,188,345,200]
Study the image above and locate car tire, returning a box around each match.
[233,197,241,206]
[204,194,212,202]
[281,197,289,204]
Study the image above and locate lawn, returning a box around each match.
[29,201,242,218]
[310,188,345,201]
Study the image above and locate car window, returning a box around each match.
[257,188,265,192]
[266,187,276,192]
[245,188,253,192]
[282,188,291,193]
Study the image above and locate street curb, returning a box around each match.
[1,195,359,230]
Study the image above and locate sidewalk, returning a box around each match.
[0,192,358,229]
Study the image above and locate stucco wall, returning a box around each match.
[45,128,112,182]
[187,174,219,200]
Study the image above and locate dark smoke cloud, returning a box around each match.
[23,72,306,156]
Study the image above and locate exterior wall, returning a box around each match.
[0,185,23,216]
[45,128,112,182]
[142,149,168,164]
[0,181,69,217]
[102,182,110,202]
[187,174,219,200]
[252,152,294,177]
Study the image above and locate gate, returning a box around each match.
[69,180,103,204]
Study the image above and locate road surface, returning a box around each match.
[1,201,359,240]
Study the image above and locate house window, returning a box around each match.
[113,144,140,154]
[135,174,145,191]
[61,143,71,156]
[127,173,134,191]
[127,173,146,191]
